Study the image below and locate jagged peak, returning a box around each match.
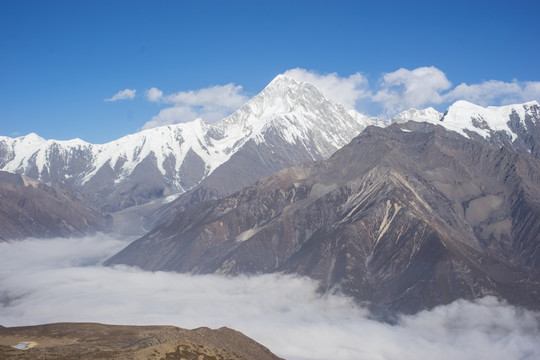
[258,73,324,104]
[267,73,300,87]
[0,132,91,147]
[438,100,540,140]
[19,132,46,142]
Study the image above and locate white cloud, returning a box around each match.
[139,67,540,130]
[285,67,540,118]
[141,84,249,129]
[444,80,540,106]
[523,81,540,102]
[164,84,248,108]
[283,68,370,109]
[372,67,452,115]
[1,236,540,360]
[105,88,136,102]
[141,106,198,130]
[145,87,163,102]
[365,67,540,115]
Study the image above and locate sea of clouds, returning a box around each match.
[1,235,539,360]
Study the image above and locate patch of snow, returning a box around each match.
[162,192,182,204]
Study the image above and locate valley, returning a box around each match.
[1,74,540,359]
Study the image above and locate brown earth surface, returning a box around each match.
[0,323,283,360]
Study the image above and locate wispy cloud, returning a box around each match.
[444,79,540,106]
[141,84,249,129]
[105,89,136,102]
[145,87,163,102]
[372,66,452,115]
[1,236,539,360]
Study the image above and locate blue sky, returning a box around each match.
[1,0,539,143]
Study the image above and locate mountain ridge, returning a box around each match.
[106,121,540,314]
[0,171,108,240]
[0,322,283,360]
[394,100,540,158]
[0,75,375,212]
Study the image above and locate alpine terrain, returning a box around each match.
[0,171,108,241]
[2,71,539,315]
[107,101,540,314]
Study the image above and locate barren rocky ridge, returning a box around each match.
[0,322,283,360]
[107,121,540,314]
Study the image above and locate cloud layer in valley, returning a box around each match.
[1,236,539,360]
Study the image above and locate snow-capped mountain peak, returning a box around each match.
[391,100,540,146]
[0,73,375,211]
[438,100,540,140]
[213,73,376,157]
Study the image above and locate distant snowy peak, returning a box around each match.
[392,100,540,145]
[392,107,443,124]
[438,100,540,140]
[0,133,92,180]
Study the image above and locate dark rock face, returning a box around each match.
[499,105,540,158]
[153,132,331,228]
[82,153,170,213]
[107,123,540,314]
[0,171,108,241]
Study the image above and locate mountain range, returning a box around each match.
[0,75,378,214]
[2,73,540,315]
[106,120,540,314]
[394,99,540,158]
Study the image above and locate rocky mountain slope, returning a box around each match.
[111,100,540,235]
[0,171,108,241]
[106,121,540,314]
[0,75,375,213]
[0,322,283,360]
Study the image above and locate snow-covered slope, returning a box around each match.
[0,75,374,212]
[435,100,540,140]
[392,107,443,124]
[213,74,378,159]
[391,100,540,158]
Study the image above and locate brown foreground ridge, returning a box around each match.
[0,322,284,360]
